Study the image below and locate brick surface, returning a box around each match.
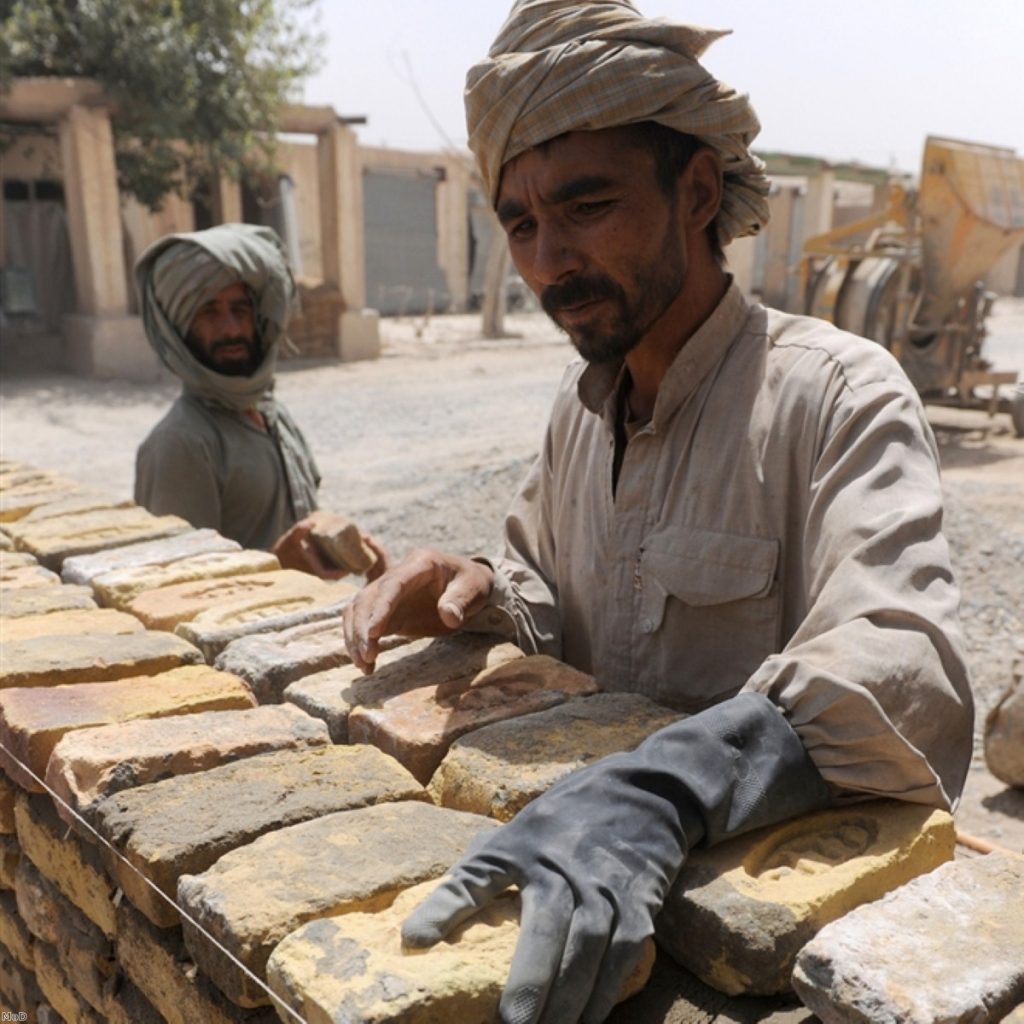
[116,900,278,1024]
[33,939,104,1024]
[0,943,43,1019]
[1,584,97,618]
[793,853,1024,1023]
[46,703,329,824]
[1,483,84,521]
[214,614,353,704]
[284,634,524,742]
[431,692,683,820]
[176,594,355,662]
[0,561,61,589]
[349,654,599,785]
[0,552,38,570]
[50,877,117,1017]
[0,773,15,833]
[6,507,190,570]
[127,568,348,632]
[14,854,62,945]
[0,833,18,888]
[0,889,33,970]
[0,630,203,690]
[93,548,280,609]
[307,511,378,574]
[15,793,117,936]
[0,665,255,792]
[178,801,498,1007]
[0,468,68,493]
[0,531,10,550]
[60,526,240,584]
[1,607,143,643]
[94,745,426,927]
[19,491,132,523]
[268,878,655,1024]
[657,801,956,996]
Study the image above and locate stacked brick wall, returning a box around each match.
[1,458,1022,1023]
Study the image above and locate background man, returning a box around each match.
[134,223,384,579]
[343,1,974,1021]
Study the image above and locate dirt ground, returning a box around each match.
[2,297,1022,853]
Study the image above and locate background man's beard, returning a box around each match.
[186,334,262,377]
[540,235,686,364]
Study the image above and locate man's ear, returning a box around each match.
[680,147,723,233]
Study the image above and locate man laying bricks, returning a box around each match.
[343,2,974,1021]
[133,224,386,580]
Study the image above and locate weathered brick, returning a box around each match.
[985,677,1024,788]
[0,531,11,551]
[431,692,683,820]
[1,584,97,618]
[6,507,190,570]
[127,568,349,632]
[214,615,356,705]
[0,889,33,970]
[14,854,62,945]
[61,527,240,585]
[0,552,38,570]
[94,744,426,927]
[0,833,18,888]
[793,852,1024,1022]
[176,594,355,662]
[0,630,202,690]
[0,468,68,493]
[0,665,255,793]
[15,792,117,936]
[0,607,143,643]
[33,939,104,1024]
[0,942,43,1018]
[268,878,655,1024]
[0,772,15,833]
[0,561,61,589]
[93,548,280,609]
[18,491,132,523]
[657,800,956,996]
[284,634,524,742]
[178,801,498,1007]
[116,900,278,1024]
[46,703,329,824]
[350,654,599,785]
[307,510,378,574]
[50,878,117,1016]
[1,483,84,520]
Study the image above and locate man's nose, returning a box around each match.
[216,309,248,337]
[531,223,583,286]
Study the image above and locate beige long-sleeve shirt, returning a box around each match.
[479,283,973,810]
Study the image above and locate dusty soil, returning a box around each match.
[2,298,1022,852]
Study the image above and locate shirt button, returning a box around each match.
[641,618,655,634]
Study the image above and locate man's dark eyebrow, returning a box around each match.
[496,174,619,224]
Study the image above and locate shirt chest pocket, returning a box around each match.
[639,527,781,705]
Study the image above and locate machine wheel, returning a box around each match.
[1011,384,1024,438]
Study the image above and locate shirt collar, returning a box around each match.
[576,279,752,427]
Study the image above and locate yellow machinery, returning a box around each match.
[800,136,1024,434]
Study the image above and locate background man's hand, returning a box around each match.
[272,515,389,581]
[342,548,494,672]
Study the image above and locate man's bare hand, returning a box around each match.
[342,549,494,672]
[273,516,390,581]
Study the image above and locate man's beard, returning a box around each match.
[185,333,262,377]
[540,226,686,364]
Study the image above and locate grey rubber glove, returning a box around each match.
[401,691,831,1024]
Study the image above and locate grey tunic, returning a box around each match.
[135,392,320,551]
[474,283,973,811]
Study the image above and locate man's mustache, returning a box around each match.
[541,274,622,317]
[209,336,257,355]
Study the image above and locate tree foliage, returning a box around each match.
[0,0,324,209]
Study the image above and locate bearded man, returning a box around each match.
[134,224,383,578]
[343,3,973,1020]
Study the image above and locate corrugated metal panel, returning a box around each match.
[364,169,451,315]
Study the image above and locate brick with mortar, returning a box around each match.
[0,665,255,792]
[0,942,43,1018]
[0,833,18,888]
[0,630,203,690]
[657,800,956,996]
[0,889,34,970]
[33,939,104,1024]
[93,744,426,927]
[14,854,62,945]
[46,703,329,825]
[0,772,14,833]
[349,653,599,785]
[284,634,524,742]
[178,801,499,1007]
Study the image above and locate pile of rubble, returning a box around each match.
[1,460,1022,1023]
